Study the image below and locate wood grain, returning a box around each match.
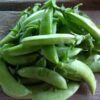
[0,10,100,100]
[0,0,100,10]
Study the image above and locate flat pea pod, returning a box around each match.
[18,67,67,89]
[2,53,38,65]
[85,55,100,72]
[65,12,100,41]
[40,8,59,64]
[29,81,80,100]
[2,44,41,56]
[0,59,31,98]
[57,60,96,95]
[21,34,84,46]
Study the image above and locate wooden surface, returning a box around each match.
[0,10,100,100]
[0,0,100,10]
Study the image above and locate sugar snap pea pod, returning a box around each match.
[0,59,31,98]
[2,44,41,56]
[35,57,46,67]
[18,67,67,89]
[57,60,96,95]
[21,34,84,46]
[40,8,53,35]
[65,12,100,41]
[21,10,44,28]
[85,55,100,72]
[40,8,59,63]
[2,53,38,65]
[29,81,80,100]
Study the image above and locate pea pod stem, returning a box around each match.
[21,34,84,46]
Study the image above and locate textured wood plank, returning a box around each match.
[0,0,100,10]
[0,11,20,39]
[0,11,100,100]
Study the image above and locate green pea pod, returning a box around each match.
[0,59,31,98]
[57,60,96,95]
[22,10,44,28]
[40,8,59,64]
[67,20,87,35]
[2,53,38,65]
[29,81,80,100]
[65,12,100,41]
[2,44,41,56]
[35,57,46,67]
[21,34,84,46]
[85,55,100,72]
[18,67,67,89]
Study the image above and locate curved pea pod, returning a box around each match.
[65,12,100,41]
[35,57,46,67]
[2,44,41,56]
[57,60,96,95]
[2,53,38,65]
[40,8,59,64]
[18,67,67,89]
[85,55,100,72]
[21,10,44,28]
[0,59,31,98]
[21,34,84,46]
[29,81,80,100]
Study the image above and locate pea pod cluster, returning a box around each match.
[0,0,99,100]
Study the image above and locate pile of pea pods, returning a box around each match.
[0,0,100,100]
